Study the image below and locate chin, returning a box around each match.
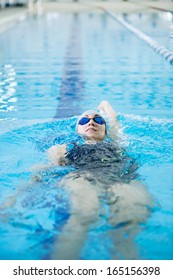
[87,135,104,142]
[86,132,97,138]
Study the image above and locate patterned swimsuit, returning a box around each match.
[65,142,138,185]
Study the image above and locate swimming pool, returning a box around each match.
[0,10,173,260]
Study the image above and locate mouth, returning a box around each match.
[86,127,97,132]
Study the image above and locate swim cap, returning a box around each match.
[76,110,107,135]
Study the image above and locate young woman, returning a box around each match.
[48,100,153,260]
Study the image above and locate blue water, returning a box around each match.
[0,12,173,260]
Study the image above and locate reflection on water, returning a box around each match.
[0,65,17,113]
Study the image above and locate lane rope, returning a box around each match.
[102,8,173,67]
[79,2,173,66]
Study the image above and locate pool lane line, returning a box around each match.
[78,2,173,66]
[97,6,173,67]
[130,1,173,14]
[54,14,85,119]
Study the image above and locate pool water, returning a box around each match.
[0,11,173,260]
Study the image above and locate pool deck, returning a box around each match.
[0,7,28,33]
[0,1,173,32]
[43,1,173,13]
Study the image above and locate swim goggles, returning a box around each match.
[78,116,105,126]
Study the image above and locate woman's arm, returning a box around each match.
[1,145,68,210]
[31,144,67,182]
[33,144,67,171]
[47,144,67,166]
[98,100,118,139]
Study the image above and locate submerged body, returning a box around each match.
[52,153,152,260]
[50,101,153,260]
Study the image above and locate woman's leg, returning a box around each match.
[51,176,101,260]
[108,180,153,259]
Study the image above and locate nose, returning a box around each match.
[88,118,95,125]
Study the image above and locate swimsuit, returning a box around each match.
[65,142,138,185]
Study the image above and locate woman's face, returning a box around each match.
[77,113,106,141]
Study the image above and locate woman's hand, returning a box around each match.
[98,100,118,139]
[98,100,109,112]
[98,100,117,119]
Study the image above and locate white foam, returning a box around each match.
[122,113,173,124]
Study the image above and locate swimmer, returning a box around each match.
[48,100,153,260]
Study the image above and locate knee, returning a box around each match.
[109,202,151,227]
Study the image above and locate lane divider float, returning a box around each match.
[80,2,173,66]
[103,9,173,67]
